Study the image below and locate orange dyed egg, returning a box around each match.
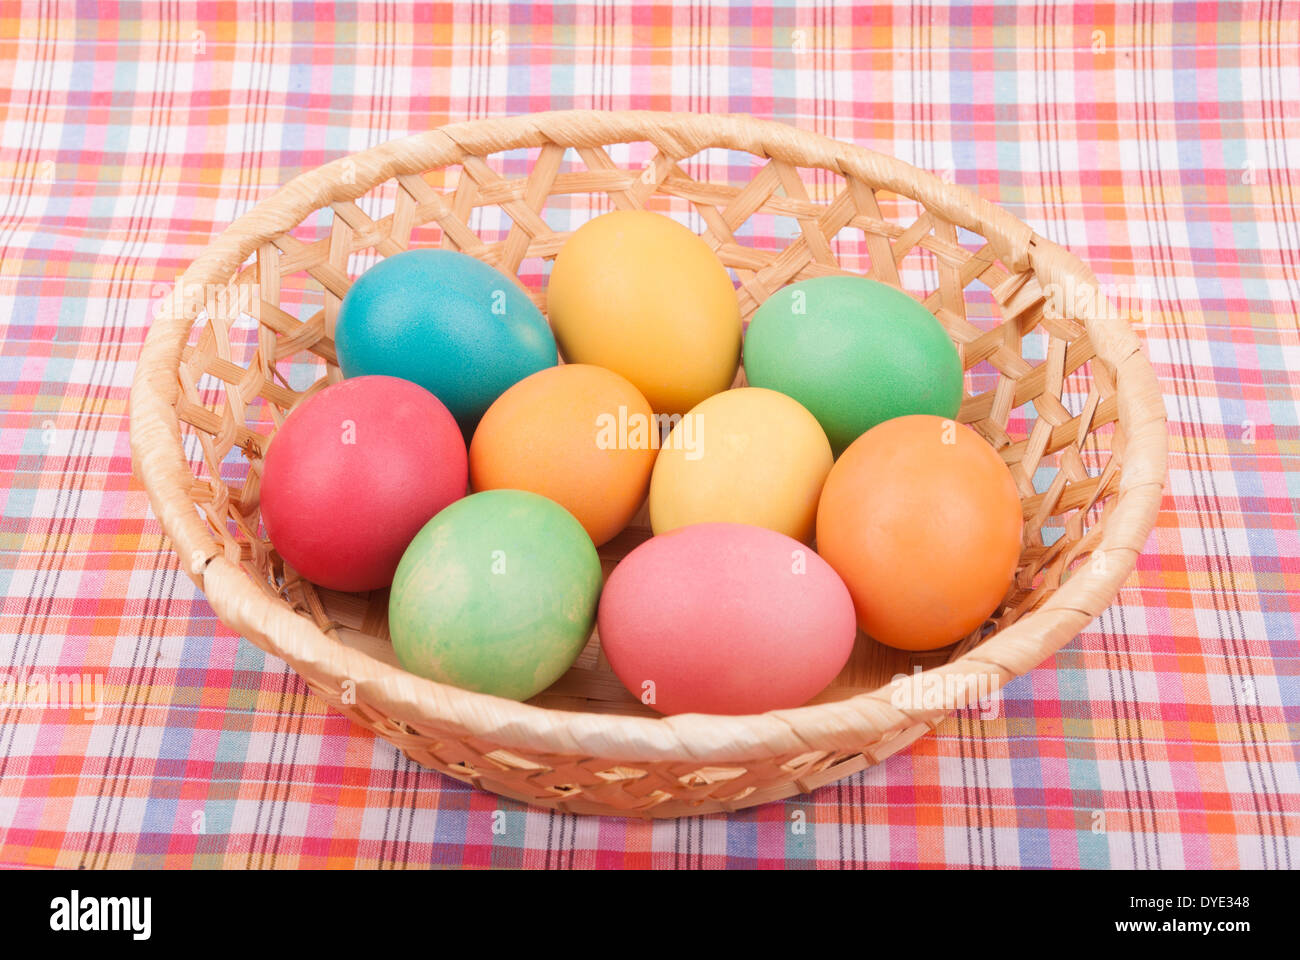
[469,364,657,547]
[815,414,1023,651]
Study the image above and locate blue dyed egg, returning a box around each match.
[336,249,557,433]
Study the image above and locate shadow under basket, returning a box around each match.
[129,111,1167,818]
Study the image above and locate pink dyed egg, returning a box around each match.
[598,522,857,715]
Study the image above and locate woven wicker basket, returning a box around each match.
[129,111,1167,818]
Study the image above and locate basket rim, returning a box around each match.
[129,109,1168,764]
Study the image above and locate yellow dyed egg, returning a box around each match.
[546,210,741,415]
[648,387,833,543]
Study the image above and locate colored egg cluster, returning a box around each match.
[258,210,1024,716]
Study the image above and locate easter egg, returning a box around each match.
[260,376,467,592]
[388,489,602,701]
[547,210,741,415]
[599,523,856,715]
[469,364,657,547]
[336,248,557,434]
[744,275,964,452]
[815,414,1023,651]
[648,387,832,543]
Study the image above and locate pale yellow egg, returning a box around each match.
[648,387,833,543]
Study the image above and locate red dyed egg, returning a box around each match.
[260,375,467,591]
[598,522,857,715]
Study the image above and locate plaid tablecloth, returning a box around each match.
[0,1,1297,869]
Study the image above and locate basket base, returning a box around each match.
[394,720,938,818]
[299,508,959,817]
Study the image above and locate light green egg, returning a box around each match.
[388,489,601,701]
[744,275,964,453]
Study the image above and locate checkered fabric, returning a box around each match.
[0,1,1297,869]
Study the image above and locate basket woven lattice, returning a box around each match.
[129,111,1167,818]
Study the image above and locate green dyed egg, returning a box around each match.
[743,275,964,452]
[388,489,602,701]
